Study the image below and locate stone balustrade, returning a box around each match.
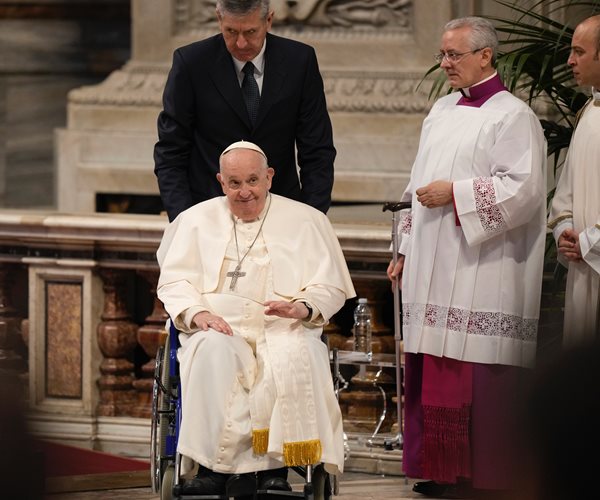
[0,207,400,459]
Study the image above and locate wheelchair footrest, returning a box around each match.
[256,490,304,498]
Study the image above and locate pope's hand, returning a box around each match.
[192,311,233,336]
[264,300,310,319]
[416,180,453,208]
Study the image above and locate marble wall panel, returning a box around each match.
[28,264,102,416]
[45,281,82,399]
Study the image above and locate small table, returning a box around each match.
[331,349,402,449]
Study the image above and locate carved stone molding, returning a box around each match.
[67,63,432,114]
[68,64,168,107]
[173,0,413,33]
[324,71,432,113]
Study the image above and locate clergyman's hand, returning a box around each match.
[558,228,582,262]
[192,311,233,336]
[264,300,310,319]
[416,180,453,208]
[387,255,405,290]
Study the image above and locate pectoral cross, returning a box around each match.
[227,264,246,291]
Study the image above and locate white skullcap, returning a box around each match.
[220,140,268,161]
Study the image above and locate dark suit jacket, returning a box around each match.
[154,33,336,221]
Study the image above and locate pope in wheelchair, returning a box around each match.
[156,140,356,496]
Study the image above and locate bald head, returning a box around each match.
[568,15,600,88]
[579,14,600,51]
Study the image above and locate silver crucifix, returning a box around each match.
[227,264,246,291]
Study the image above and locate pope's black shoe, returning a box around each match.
[258,467,292,492]
[182,465,230,495]
[225,473,257,497]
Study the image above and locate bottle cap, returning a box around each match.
[358,298,367,304]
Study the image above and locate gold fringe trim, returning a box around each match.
[252,429,269,455]
[283,439,322,466]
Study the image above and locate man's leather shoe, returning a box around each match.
[258,468,292,492]
[182,466,229,495]
[225,473,257,497]
[260,476,292,491]
[413,479,474,499]
[413,480,448,497]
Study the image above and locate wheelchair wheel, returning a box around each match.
[150,333,173,493]
[150,344,164,492]
[161,464,175,500]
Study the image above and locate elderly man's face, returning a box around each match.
[439,26,491,89]
[568,19,600,88]
[217,7,273,62]
[217,149,274,221]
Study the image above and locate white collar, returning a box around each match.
[461,71,497,98]
[232,38,266,76]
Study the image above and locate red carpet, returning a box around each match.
[35,440,150,492]
[37,440,149,477]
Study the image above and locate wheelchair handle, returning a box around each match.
[382,201,412,212]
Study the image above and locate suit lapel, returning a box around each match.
[207,37,252,127]
[256,34,287,129]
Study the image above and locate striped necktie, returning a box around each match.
[242,62,260,126]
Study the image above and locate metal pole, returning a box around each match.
[382,201,411,450]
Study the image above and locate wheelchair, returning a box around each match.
[150,320,335,500]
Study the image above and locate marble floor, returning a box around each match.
[45,472,437,500]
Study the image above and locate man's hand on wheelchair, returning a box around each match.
[192,311,233,336]
[264,300,310,320]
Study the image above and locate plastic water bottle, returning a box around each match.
[353,298,372,358]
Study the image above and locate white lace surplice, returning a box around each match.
[399,91,547,368]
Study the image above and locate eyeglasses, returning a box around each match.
[434,48,485,64]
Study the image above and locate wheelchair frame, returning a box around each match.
[150,321,334,500]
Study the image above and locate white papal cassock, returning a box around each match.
[548,92,600,346]
[398,89,547,369]
[156,194,355,476]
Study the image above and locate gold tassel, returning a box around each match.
[252,429,269,455]
[283,439,322,466]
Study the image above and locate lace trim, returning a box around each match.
[403,303,537,341]
[400,211,412,235]
[473,177,507,235]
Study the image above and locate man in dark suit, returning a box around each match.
[154,0,336,222]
